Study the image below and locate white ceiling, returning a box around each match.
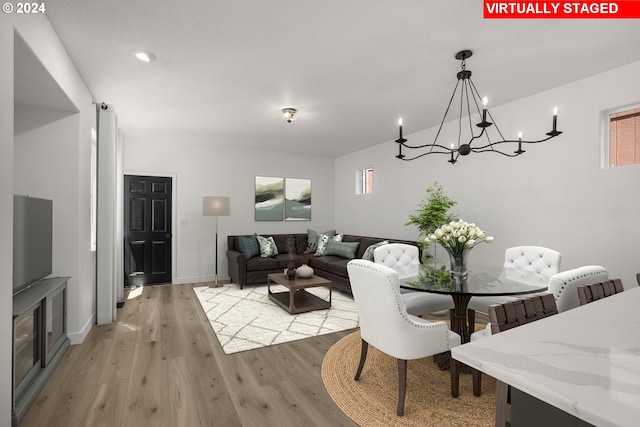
[44,0,640,158]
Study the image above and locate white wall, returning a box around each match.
[1,17,96,424]
[335,60,640,287]
[14,108,97,344]
[123,134,335,284]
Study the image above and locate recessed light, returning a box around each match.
[131,50,156,63]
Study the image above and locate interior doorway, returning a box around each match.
[123,175,172,287]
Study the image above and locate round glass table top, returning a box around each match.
[401,265,549,296]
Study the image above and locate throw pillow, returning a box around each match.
[315,233,343,256]
[256,235,279,257]
[305,228,336,254]
[238,234,260,259]
[324,240,360,259]
[361,240,389,261]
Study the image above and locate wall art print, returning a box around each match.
[255,176,285,221]
[285,178,311,221]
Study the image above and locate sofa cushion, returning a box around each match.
[310,256,350,278]
[306,228,336,253]
[361,240,389,261]
[324,240,360,259]
[246,256,279,271]
[275,254,292,269]
[256,235,279,257]
[315,233,343,256]
[355,237,385,259]
[238,234,260,259]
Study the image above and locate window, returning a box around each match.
[356,167,373,194]
[606,105,640,167]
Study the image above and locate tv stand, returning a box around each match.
[12,276,70,427]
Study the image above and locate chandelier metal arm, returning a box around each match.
[433,79,463,153]
[395,78,462,159]
[396,140,454,155]
[470,134,558,152]
[396,150,457,161]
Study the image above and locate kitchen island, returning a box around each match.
[452,286,640,427]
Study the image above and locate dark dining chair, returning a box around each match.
[577,279,624,306]
[472,293,559,427]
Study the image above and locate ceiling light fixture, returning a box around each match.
[395,50,562,164]
[281,108,297,123]
[131,50,156,63]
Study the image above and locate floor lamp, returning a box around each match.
[202,196,231,288]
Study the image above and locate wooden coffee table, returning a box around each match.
[267,273,332,314]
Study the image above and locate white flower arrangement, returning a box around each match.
[425,220,494,256]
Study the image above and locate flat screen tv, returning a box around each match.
[13,195,53,295]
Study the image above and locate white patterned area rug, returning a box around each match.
[194,283,359,354]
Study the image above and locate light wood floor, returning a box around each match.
[20,283,359,427]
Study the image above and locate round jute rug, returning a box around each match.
[321,330,495,427]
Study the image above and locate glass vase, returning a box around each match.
[447,249,469,291]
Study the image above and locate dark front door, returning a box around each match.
[124,175,172,287]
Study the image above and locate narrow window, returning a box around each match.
[606,105,640,167]
[356,167,374,194]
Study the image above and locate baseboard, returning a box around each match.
[68,311,96,345]
[173,275,230,285]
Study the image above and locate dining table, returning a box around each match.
[401,265,550,344]
[401,265,550,371]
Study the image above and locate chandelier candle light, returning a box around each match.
[425,220,494,290]
[395,50,563,164]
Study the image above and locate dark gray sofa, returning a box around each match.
[227,233,419,294]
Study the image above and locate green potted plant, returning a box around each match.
[406,182,457,283]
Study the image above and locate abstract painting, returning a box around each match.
[255,176,284,221]
[285,178,311,221]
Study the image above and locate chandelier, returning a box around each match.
[395,50,562,164]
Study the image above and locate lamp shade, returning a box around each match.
[202,196,231,216]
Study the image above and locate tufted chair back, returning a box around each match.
[503,246,562,285]
[347,259,462,415]
[374,243,454,316]
[373,243,420,285]
[347,260,459,359]
[547,265,609,312]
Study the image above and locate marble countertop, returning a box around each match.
[452,286,640,427]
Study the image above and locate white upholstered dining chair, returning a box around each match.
[547,265,609,312]
[373,243,454,317]
[347,259,462,416]
[470,264,609,343]
[468,245,562,315]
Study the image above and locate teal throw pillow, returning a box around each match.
[256,235,279,257]
[238,234,260,259]
[324,240,360,259]
[306,228,336,254]
[362,240,389,261]
[315,233,343,256]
